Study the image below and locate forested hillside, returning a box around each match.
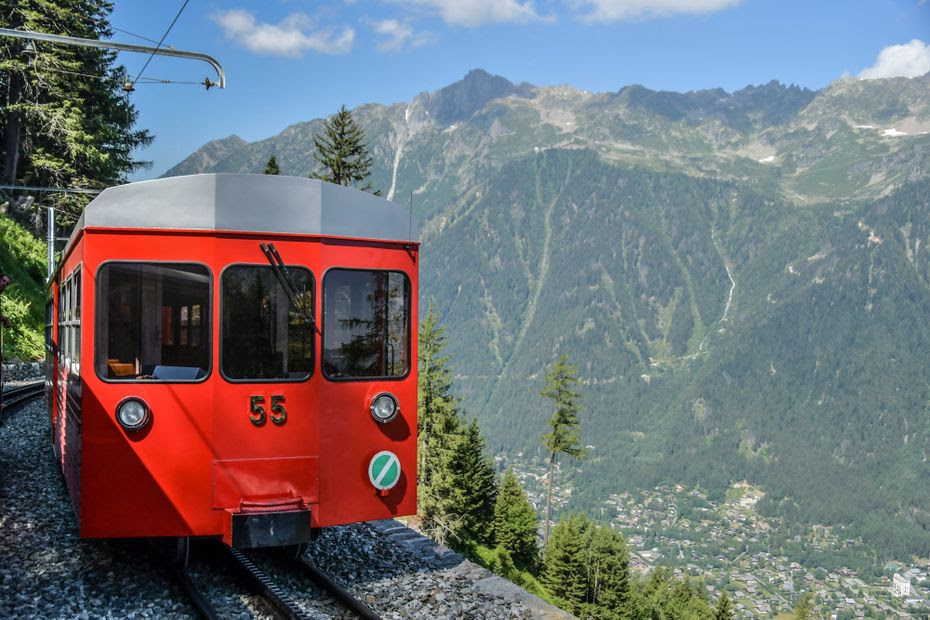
[168,69,930,559]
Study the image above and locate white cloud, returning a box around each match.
[211,10,355,56]
[398,0,544,26]
[571,0,741,22]
[372,18,436,51]
[858,39,930,80]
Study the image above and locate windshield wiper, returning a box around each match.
[259,242,314,328]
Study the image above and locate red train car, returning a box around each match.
[47,174,418,553]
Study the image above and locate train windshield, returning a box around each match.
[221,265,314,381]
[322,269,410,379]
[95,263,211,381]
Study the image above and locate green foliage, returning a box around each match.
[582,522,632,618]
[544,514,636,618]
[713,591,734,620]
[628,568,713,619]
[1,0,152,226]
[417,302,469,543]
[541,353,585,459]
[472,542,552,602]
[793,592,814,620]
[263,155,280,175]
[0,215,47,359]
[493,468,540,568]
[541,352,585,545]
[444,418,498,544]
[544,513,590,614]
[417,303,462,471]
[310,104,375,192]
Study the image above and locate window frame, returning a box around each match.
[321,266,412,383]
[219,262,316,385]
[94,260,214,384]
[57,266,82,372]
[45,298,54,354]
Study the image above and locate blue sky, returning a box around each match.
[107,0,930,179]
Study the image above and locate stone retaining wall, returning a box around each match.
[1,361,44,382]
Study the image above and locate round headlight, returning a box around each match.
[370,393,399,424]
[117,398,150,432]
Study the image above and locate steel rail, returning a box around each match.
[168,567,221,620]
[298,557,382,620]
[0,380,44,424]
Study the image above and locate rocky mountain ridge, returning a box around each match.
[166,68,930,208]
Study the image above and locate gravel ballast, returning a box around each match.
[1,397,570,619]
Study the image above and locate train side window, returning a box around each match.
[73,271,81,363]
[64,278,72,361]
[322,269,410,380]
[45,299,53,352]
[57,282,64,361]
[95,263,211,382]
[67,277,73,362]
[221,265,314,381]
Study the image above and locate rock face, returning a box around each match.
[426,68,535,126]
[162,70,930,560]
[164,134,247,179]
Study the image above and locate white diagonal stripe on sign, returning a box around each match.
[374,453,399,486]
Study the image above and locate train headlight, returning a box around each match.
[369,393,399,424]
[116,397,151,432]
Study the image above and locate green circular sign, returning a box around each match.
[368,451,401,491]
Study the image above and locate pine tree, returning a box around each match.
[583,524,631,618]
[713,591,734,620]
[1,0,152,227]
[543,513,590,615]
[493,469,539,568]
[264,155,280,175]
[793,592,814,620]
[540,353,585,547]
[445,418,498,544]
[417,302,464,543]
[309,104,375,192]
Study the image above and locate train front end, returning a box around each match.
[59,174,418,549]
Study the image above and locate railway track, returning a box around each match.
[164,541,381,619]
[0,380,44,424]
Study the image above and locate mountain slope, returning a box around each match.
[421,149,930,558]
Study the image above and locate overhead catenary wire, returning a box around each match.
[131,0,191,88]
[111,27,174,49]
[136,76,204,85]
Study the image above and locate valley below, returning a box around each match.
[507,455,930,618]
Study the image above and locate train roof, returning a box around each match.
[68,173,415,248]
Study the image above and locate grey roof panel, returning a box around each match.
[77,174,413,242]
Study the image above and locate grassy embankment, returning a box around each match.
[0,215,48,360]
